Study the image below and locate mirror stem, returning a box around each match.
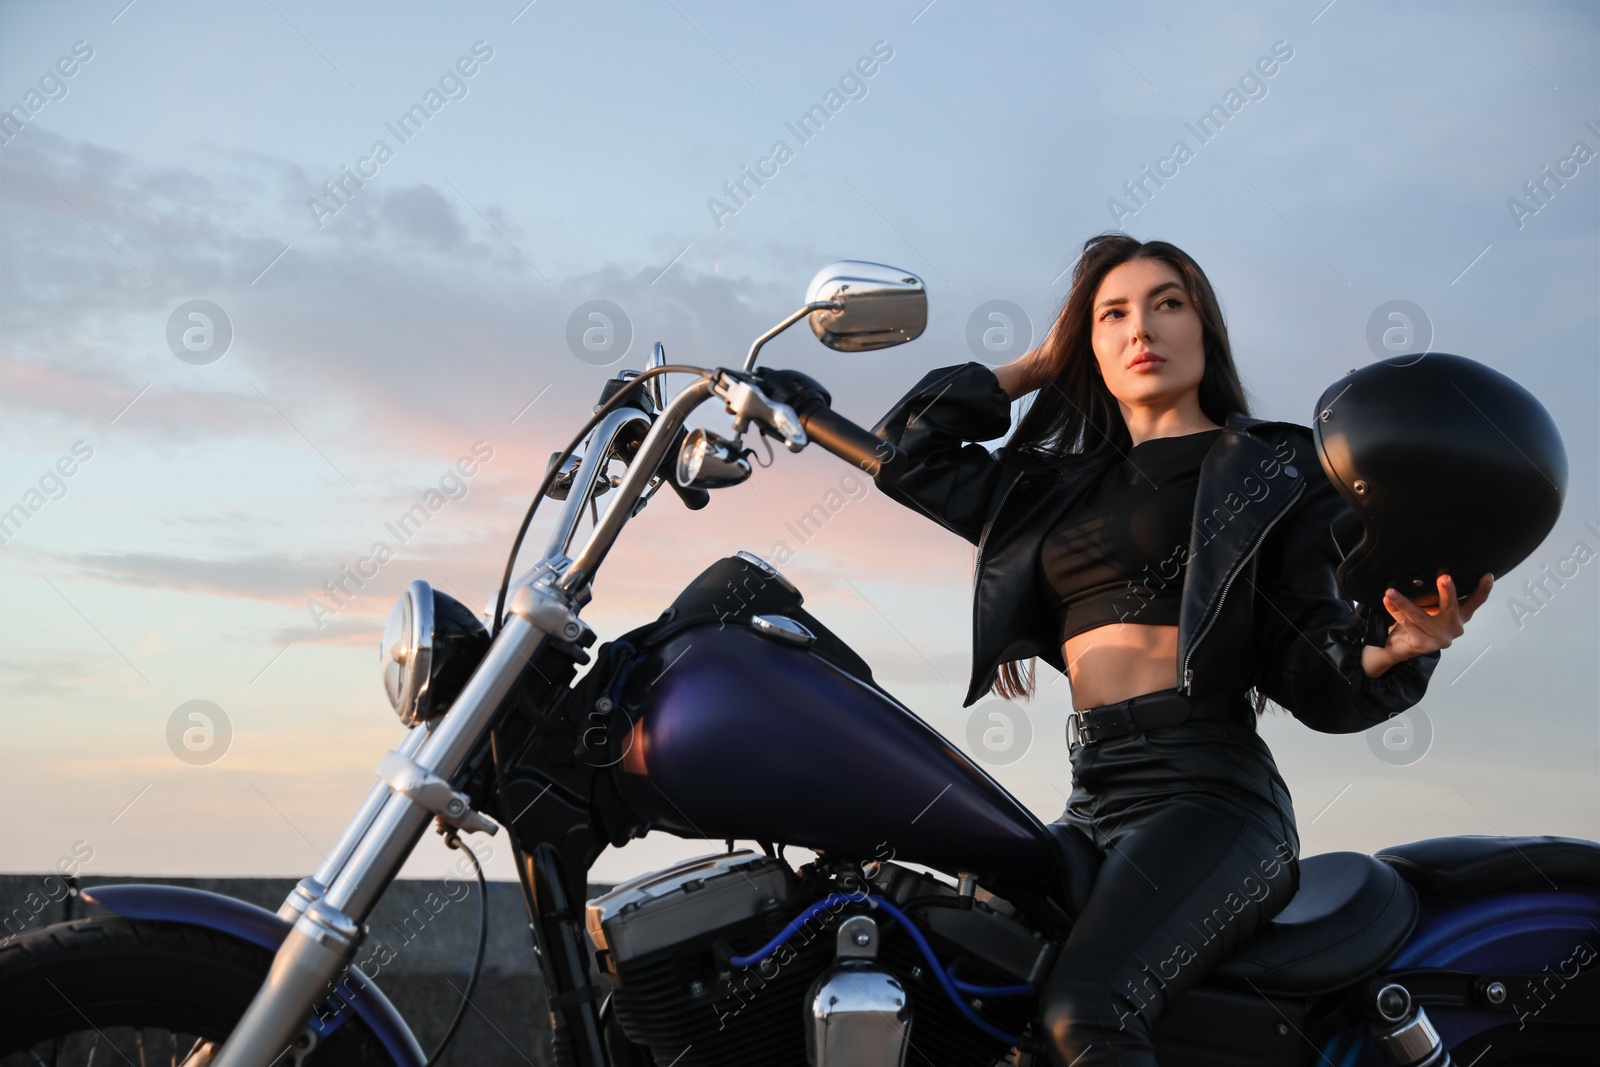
[744,300,843,372]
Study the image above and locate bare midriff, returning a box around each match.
[1062,622,1180,711]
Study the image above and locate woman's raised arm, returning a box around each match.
[870,363,1017,545]
[991,320,1059,400]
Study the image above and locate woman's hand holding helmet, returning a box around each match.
[1361,572,1494,678]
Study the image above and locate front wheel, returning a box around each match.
[0,917,396,1066]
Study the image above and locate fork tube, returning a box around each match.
[213,615,548,1067]
[278,726,430,920]
[214,375,702,1067]
[547,407,652,560]
[330,611,547,918]
[559,376,714,595]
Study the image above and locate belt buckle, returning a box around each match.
[1068,709,1098,747]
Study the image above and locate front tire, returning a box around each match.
[0,917,396,1065]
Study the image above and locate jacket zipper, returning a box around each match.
[971,468,1027,691]
[974,471,1025,575]
[1181,478,1306,695]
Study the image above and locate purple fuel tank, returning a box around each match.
[612,621,1057,878]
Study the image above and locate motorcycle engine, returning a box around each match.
[586,850,1054,1066]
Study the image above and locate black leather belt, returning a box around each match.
[1068,689,1254,747]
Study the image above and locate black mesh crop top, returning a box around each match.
[1039,427,1223,645]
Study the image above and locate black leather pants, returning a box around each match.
[1040,688,1301,1067]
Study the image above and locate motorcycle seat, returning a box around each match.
[1375,834,1600,897]
[1211,851,1417,995]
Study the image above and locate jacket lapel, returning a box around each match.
[965,450,1112,703]
[1177,415,1307,677]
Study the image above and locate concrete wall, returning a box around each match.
[1,874,616,1066]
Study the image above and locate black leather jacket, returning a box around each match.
[870,362,1441,731]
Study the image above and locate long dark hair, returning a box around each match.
[992,233,1264,714]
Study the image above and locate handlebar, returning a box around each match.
[793,398,893,477]
[755,368,898,478]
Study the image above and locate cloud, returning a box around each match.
[0,654,135,699]
[2,127,843,478]
[271,616,381,647]
[376,184,469,251]
[42,549,327,604]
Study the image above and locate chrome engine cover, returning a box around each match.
[806,916,910,1067]
[585,848,793,965]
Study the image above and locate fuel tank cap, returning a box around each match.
[749,614,816,648]
[736,550,802,601]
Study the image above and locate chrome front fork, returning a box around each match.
[277,726,430,924]
[209,377,710,1067]
[209,607,556,1067]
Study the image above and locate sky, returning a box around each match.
[1,0,1595,891]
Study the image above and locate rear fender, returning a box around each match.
[1319,888,1600,1065]
[82,883,425,1067]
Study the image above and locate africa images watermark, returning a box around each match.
[1107,40,1294,227]
[306,441,495,629]
[1114,836,1297,1030]
[707,467,875,629]
[0,440,94,548]
[166,699,233,767]
[305,41,495,230]
[1,841,95,944]
[711,843,886,1030]
[1506,118,1600,231]
[1105,434,1303,627]
[316,837,495,1023]
[0,39,94,148]
[966,698,1033,767]
[1508,932,1599,1030]
[706,40,895,229]
[1505,519,1600,630]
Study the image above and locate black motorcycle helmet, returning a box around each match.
[1312,352,1567,613]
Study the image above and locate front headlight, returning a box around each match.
[381,580,433,726]
[380,580,490,727]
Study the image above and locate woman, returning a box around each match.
[870,233,1492,1066]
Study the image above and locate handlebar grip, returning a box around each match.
[794,399,896,477]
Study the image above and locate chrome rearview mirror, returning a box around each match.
[805,261,927,352]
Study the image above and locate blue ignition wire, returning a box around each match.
[727,892,868,969]
[952,976,1035,998]
[867,896,1025,1047]
[727,892,1031,1048]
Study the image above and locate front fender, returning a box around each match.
[82,884,425,1067]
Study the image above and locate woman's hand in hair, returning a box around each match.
[1360,572,1494,677]
[993,345,1054,400]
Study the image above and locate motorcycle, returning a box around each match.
[3,261,1596,1067]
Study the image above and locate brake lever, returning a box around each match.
[713,372,807,452]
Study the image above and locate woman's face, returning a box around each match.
[1088,257,1207,412]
